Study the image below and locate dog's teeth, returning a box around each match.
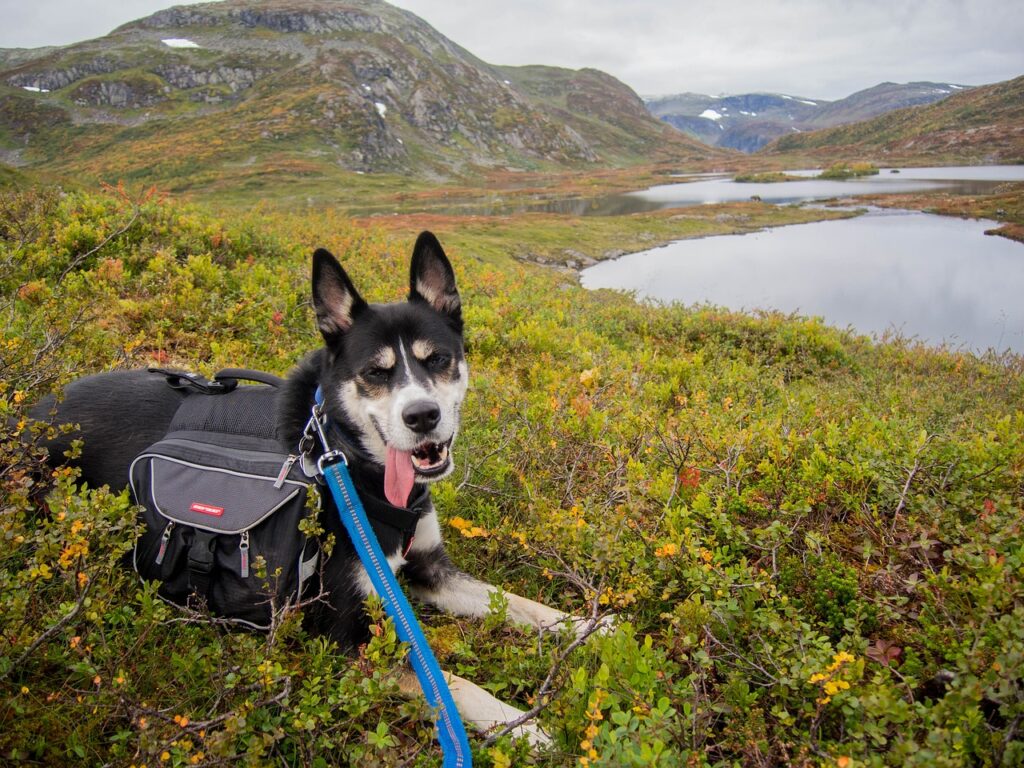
[410,442,449,471]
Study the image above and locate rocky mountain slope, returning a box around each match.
[0,0,724,192]
[763,75,1024,164]
[646,82,969,152]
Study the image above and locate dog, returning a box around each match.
[32,231,586,744]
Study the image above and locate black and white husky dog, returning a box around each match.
[34,232,582,743]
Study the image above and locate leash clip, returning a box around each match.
[301,399,347,480]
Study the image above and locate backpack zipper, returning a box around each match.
[155,521,175,565]
[274,454,298,488]
[239,531,250,578]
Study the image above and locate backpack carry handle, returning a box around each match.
[150,367,284,394]
[214,368,285,389]
[149,368,237,394]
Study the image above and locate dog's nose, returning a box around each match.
[402,400,441,433]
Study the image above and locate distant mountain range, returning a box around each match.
[0,0,724,192]
[763,74,1024,165]
[645,82,972,152]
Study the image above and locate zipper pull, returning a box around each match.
[155,522,174,565]
[239,531,250,578]
[274,454,298,488]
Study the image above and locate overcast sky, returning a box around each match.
[2,0,1022,100]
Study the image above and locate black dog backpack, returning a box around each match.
[129,369,319,630]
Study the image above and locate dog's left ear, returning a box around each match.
[409,231,462,329]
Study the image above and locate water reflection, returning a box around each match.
[581,209,1024,353]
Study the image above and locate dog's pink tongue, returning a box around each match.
[385,447,416,507]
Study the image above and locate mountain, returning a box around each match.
[646,82,969,153]
[0,0,724,193]
[763,75,1024,164]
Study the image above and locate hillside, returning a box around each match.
[0,0,725,195]
[763,75,1024,164]
[502,66,716,166]
[646,82,967,153]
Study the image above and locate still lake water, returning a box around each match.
[628,165,1024,209]
[397,165,1024,217]
[581,208,1024,353]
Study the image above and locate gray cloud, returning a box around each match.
[1,0,1021,99]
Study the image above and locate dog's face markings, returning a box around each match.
[313,232,468,483]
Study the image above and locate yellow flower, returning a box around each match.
[654,543,678,558]
[448,516,471,531]
[828,651,856,671]
[824,679,851,696]
[20,686,29,695]
[160,752,170,763]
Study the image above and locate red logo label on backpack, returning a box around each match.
[190,502,224,517]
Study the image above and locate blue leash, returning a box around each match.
[311,389,472,767]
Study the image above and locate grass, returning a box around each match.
[1,182,1023,766]
[733,171,804,183]
[817,162,880,180]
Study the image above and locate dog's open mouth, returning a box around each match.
[411,440,450,475]
[384,439,453,507]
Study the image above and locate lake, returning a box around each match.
[387,165,1024,217]
[580,208,1024,353]
[629,165,1024,209]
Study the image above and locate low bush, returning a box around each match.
[2,185,1022,766]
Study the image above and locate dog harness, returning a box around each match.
[309,387,473,768]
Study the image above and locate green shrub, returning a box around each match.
[2,184,1022,765]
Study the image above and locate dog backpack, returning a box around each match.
[129,369,319,630]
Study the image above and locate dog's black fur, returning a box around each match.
[32,232,484,650]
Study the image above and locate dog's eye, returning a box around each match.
[424,352,451,371]
[362,366,392,383]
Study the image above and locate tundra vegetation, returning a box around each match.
[816,163,880,181]
[1,183,1023,767]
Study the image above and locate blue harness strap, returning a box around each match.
[313,391,472,767]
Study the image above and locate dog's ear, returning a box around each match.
[312,248,366,342]
[409,231,461,327]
